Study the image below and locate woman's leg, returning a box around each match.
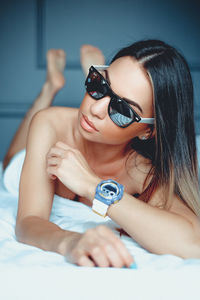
[80,44,105,76]
[3,49,66,169]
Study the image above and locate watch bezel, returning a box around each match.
[95,179,124,205]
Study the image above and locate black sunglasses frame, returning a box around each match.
[85,66,142,128]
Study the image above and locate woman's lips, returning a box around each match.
[80,114,99,132]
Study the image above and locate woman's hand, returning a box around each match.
[46,141,100,200]
[66,225,133,268]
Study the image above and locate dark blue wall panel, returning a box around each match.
[0,0,199,159]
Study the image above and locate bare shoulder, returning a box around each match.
[25,105,79,173]
[31,106,78,129]
[18,107,79,221]
[27,108,57,153]
[29,106,78,144]
[17,106,80,221]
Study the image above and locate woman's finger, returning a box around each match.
[89,245,110,267]
[76,255,95,267]
[47,146,65,158]
[103,243,125,268]
[54,141,71,150]
[109,237,134,267]
[97,226,134,267]
[47,165,58,177]
[67,245,96,267]
[47,157,61,166]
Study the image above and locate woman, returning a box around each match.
[4,39,200,267]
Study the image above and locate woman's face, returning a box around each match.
[78,56,154,145]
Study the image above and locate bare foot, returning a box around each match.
[46,49,66,94]
[80,45,105,76]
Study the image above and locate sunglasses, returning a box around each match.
[85,65,154,128]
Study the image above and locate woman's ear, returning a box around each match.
[138,126,155,140]
[150,126,156,138]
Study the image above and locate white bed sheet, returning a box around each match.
[0,159,200,300]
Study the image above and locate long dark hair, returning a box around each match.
[112,40,200,216]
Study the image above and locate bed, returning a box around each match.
[0,145,200,300]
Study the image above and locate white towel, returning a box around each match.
[3,149,26,196]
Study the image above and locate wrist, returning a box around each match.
[92,179,124,217]
[57,230,82,257]
[86,177,102,202]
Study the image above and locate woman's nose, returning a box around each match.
[90,96,110,119]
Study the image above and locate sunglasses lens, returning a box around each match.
[85,70,107,99]
[109,98,134,127]
[85,67,137,128]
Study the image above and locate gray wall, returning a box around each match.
[0,0,200,160]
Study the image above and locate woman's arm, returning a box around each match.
[16,110,133,267]
[47,142,200,259]
[106,192,200,258]
[15,110,66,253]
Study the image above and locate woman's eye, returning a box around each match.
[123,100,141,115]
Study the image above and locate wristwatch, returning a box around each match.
[92,179,124,217]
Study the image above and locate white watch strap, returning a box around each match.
[92,199,109,217]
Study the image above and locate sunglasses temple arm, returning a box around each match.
[93,65,109,70]
[139,118,154,124]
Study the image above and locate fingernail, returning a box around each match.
[129,262,137,269]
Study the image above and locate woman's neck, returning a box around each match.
[73,120,134,176]
[81,138,132,165]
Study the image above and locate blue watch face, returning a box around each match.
[95,180,124,205]
[100,182,119,200]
